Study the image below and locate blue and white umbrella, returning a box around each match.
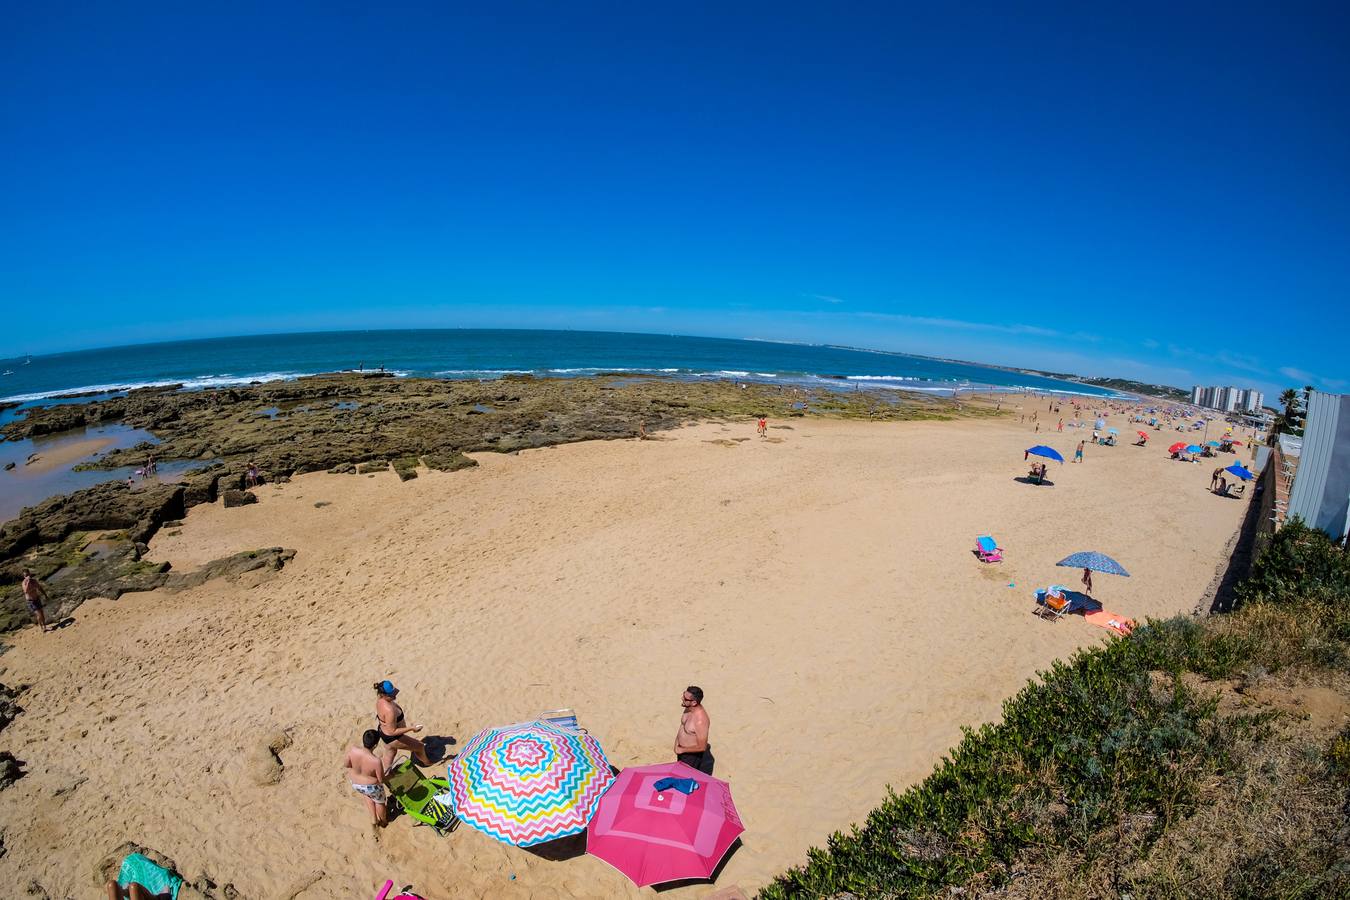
[1056,551,1130,577]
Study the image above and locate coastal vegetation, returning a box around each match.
[1,374,986,632]
[762,519,1350,898]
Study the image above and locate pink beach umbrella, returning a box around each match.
[586,762,744,887]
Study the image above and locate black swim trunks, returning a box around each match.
[677,747,714,775]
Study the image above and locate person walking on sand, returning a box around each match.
[1057,418,1063,432]
[673,685,713,775]
[245,461,260,488]
[21,569,50,633]
[345,729,389,827]
[757,416,767,438]
[1081,567,1093,596]
[374,680,432,768]
[1074,441,1085,463]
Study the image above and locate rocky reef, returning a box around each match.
[2,373,978,633]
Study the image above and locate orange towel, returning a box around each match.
[1084,609,1134,635]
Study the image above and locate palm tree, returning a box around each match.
[1276,388,1304,436]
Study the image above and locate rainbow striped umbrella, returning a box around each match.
[447,720,615,846]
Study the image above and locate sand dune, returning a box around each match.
[0,409,1252,898]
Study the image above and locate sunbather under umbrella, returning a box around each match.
[1025,445,1064,463]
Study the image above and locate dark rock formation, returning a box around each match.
[163,548,295,592]
[0,751,25,790]
[221,490,257,508]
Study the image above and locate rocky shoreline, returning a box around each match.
[1,373,980,633]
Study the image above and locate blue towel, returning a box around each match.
[653,777,700,794]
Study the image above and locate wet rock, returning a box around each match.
[423,451,477,472]
[221,490,256,508]
[3,462,13,471]
[163,548,295,592]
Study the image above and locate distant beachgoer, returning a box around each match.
[1211,468,1223,491]
[1081,567,1094,596]
[126,475,135,489]
[21,569,50,633]
[1074,441,1084,463]
[374,680,432,768]
[1217,475,1227,496]
[245,461,260,488]
[1057,419,1063,432]
[1034,423,1040,433]
[637,421,647,440]
[757,416,767,438]
[345,729,389,827]
[145,454,157,476]
[674,685,713,774]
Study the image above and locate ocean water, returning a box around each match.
[0,329,1122,406]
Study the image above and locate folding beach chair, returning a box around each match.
[974,535,1003,563]
[386,759,458,835]
[1033,586,1071,621]
[538,708,579,730]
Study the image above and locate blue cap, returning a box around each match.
[380,680,398,695]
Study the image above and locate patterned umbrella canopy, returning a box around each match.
[1056,551,1130,577]
[447,720,615,846]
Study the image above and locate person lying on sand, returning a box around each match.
[374,680,432,768]
[106,882,171,900]
[345,729,389,827]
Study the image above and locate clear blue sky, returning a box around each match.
[3,2,1347,395]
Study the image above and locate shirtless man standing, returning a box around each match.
[344,729,389,827]
[21,570,50,633]
[673,685,713,775]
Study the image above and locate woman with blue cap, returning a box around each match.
[373,679,432,768]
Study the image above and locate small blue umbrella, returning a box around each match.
[1205,440,1221,447]
[1224,463,1254,481]
[1107,427,1119,434]
[1186,444,1203,454]
[1026,445,1064,463]
[1056,551,1130,577]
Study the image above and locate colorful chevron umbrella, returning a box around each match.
[447,720,615,846]
[588,762,744,887]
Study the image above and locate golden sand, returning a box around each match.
[0,409,1253,897]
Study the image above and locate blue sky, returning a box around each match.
[3,2,1347,395]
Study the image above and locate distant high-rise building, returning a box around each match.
[1190,384,1265,413]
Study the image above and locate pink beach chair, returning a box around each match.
[975,535,1003,563]
[972,534,1004,564]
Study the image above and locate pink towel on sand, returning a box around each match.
[1084,609,1134,635]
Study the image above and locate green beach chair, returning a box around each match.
[386,759,458,835]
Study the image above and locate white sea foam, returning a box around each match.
[1,372,305,404]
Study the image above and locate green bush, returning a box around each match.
[1236,518,1350,610]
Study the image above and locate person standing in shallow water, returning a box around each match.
[673,685,713,774]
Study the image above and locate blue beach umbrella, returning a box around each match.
[1056,551,1130,577]
[1186,445,1203,454]
[1224,463,1254,481]
[1205,440,1221,448]
[1026,445,1065,463]
[1107,427,1119,434]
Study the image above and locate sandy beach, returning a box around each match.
[0,406,1252,898]
[9,436,115,476]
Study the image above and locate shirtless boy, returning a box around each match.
[345,729,389,827]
